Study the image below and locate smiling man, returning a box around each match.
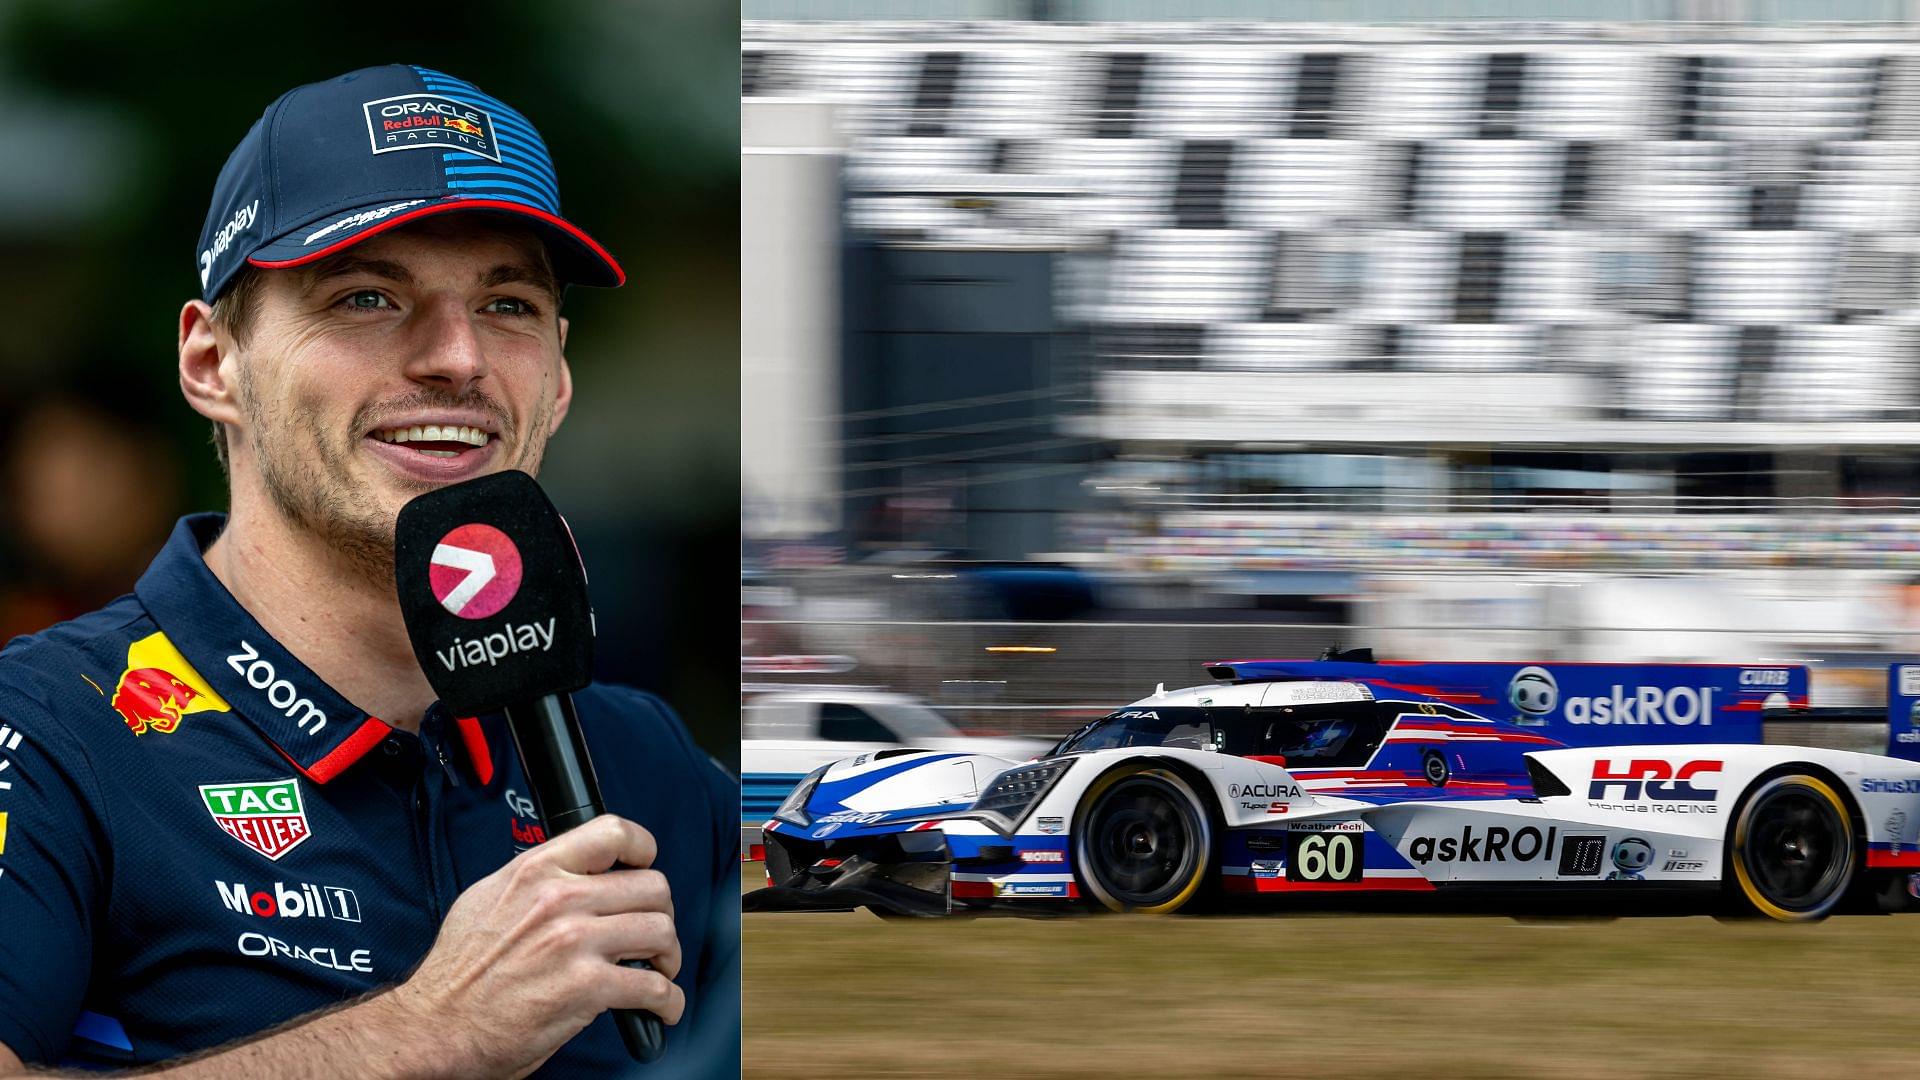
[0,67,737,1077]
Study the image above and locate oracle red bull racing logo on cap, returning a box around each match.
[429,523,523,619]
[200,779,312,861]
[363,93,499,161]
[109,632,232,735]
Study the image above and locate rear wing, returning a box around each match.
[1203,658,1807,749]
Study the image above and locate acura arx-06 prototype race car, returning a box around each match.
[746,662,1920,922]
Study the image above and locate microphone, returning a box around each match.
[393,469,665,1064]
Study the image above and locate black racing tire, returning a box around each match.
[1422,749,1450,788]
[1726,773,1857,922]
[1072,763,1213,914]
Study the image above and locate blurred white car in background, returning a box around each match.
[742,689,1053,853]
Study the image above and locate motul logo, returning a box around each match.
[1588,759,1722,802]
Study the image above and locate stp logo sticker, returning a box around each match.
[429,524,523,620]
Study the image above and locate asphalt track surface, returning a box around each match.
[742,864,1920,1079]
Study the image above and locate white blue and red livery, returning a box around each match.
[748,657,1920,922]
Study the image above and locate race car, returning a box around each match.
[746,663,1920,922]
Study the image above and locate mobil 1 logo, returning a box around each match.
[217,879,361,923]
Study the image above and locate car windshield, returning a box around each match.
[1055,704,1385,766]
[1056,710,1217,754]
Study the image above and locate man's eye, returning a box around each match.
[341,290,392,311]
[485,297,537,316]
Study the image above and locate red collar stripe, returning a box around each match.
[300,717,394,784]
[454,716,494,786]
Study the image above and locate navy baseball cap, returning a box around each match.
[195,64,622,302]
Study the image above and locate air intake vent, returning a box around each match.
[1525,756,1571,798]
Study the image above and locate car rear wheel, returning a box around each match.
[1073,764,1212,914]
[1728,773,1856,922]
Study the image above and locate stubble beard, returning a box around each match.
[238,370,549,591]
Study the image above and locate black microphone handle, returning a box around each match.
[501,694,667,1065]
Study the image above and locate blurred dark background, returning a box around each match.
[0,0,740,768]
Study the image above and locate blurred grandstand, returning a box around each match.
[742,4,1920,738]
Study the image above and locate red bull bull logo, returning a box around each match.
[109,633,230,735]
[443,116,483,137]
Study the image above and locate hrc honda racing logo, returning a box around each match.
[1588,758,1723,814]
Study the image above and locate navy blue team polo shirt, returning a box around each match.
[0,514,739,1076]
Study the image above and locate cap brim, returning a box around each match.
[248,196,623,288]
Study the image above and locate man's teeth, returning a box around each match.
[372,424,490,453]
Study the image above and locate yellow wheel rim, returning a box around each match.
[1731,774,1851,922]
[1075,765,1211,914]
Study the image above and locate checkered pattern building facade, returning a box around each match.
[745,30,1920,421]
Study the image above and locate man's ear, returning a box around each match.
[179,300,242,427]
[549,353,573,436]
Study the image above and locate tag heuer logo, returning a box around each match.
[199,779,311,861]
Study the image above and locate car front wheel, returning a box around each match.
[1073,764,1212,914]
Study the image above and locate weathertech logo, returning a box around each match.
[200,779,311,861]
[363,93,500,161]
[430,524,523,619]
[110,632,232,735]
